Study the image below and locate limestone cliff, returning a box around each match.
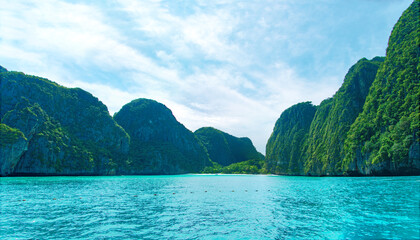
[343,1,420,175]
[265,102,316,175]
[303,57,384,176]
[265,1,419,176]
[0,70,130,176]
[114,98,210,174]
[195,127,264,167]
[0,124,28,176]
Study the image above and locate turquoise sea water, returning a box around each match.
[0,175,419,239]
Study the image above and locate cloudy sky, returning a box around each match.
[0,0,413,153]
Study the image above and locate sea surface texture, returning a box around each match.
[1,175,419,239]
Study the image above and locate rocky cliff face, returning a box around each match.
[265,1,419,176]
[265,102,316,175]
[0,124,28,176]
[303,57,384,176]
[343,0,420,175]
[195,127,264,167]
[0,70,130,176]
[114,99,210,174]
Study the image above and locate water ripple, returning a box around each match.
[1,175,419,239]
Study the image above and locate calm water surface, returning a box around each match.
[1,175,419,239]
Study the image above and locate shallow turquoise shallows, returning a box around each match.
[0,175,419,239]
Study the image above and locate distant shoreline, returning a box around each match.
[2,173,419,178]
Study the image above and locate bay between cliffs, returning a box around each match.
[1,175,418,239]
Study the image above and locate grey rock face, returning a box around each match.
[0,128,28,176]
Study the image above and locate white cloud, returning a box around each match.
[0,0,181,82]
[117,0,247,64]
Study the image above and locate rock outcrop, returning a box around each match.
[114,98,210,174]
[265,102,316,175]
[343,0,420,175]
[303,57,384,176]
[0,124,28,176]
[265,1,419,176]
[195,127,264,167]
[0,70,130,176]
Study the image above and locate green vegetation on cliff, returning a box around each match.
[2,102,96,173]
[265,1,419,176]
[114,98,210,174]
[196,127,265,174]
[304,57,384,175]
[0,70,129,175]
[0,122,28,176]
[202,159,267,174]
[343,0,420,175]
[195,127,264,166]
[2,71,263,176]
[266,102,316,175]
[0,124,26,147]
